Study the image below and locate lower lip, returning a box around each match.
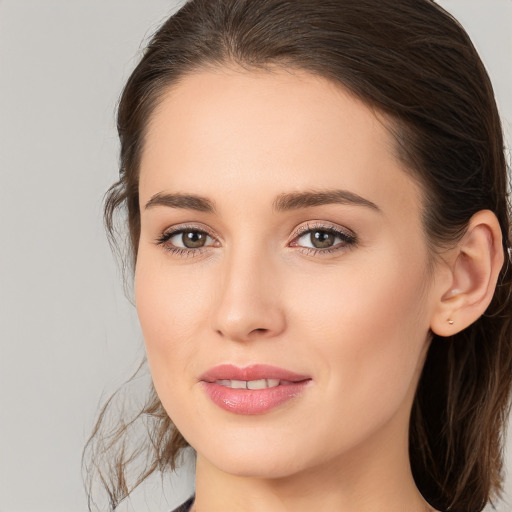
[201,381,311,415]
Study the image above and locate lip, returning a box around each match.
[199,364,312,415]
[199,364,310,383]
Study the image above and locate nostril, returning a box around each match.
[250,328,269,335]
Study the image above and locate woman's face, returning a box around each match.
[135,67,445,479]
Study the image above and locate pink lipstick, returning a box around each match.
[199,364,312,415]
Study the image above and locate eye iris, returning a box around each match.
[311,230,335,248]
[182,231,207,248]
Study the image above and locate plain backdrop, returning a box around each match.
[0,1,510,511]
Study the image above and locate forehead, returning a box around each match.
[139,66,421,219]
[143,66,392,165]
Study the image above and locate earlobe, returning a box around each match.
[430,210,504,337]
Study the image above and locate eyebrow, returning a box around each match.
[145,192,216,213]
[272,189,381,213]
[144,189,381,214]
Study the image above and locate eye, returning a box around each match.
[155,226,218,256]
[291,224,357,254]
[169,230,214,249]
[299,230,338,249]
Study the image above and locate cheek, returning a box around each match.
[291,251,431,416]
[134,254,212,395]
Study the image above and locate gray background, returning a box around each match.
[0,1,510,511]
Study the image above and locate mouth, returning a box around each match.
[199,364,312,415]
[214,378,295,389]
[199,363,310,383]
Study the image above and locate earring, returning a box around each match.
[448,319,454,325]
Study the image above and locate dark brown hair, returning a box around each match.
[83,1,512,511]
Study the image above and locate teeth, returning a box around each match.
[231,380,247,389]
[215,379,281,389]
[247,379,268,390]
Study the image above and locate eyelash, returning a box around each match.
[154,222,357,258]
[291,222,357,255]
[155,223,215,258]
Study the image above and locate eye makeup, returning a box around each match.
[289,222,357,256]
[154,221,358,258]
[154,222,218,258]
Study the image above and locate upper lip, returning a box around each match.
[199,364,311,383]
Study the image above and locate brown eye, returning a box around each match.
[162,229,216,250]
[180,230,208,248]
[310,230,336,249]
[293,226,357,253]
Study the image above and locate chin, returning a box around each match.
[205,448,306,479]
[189,424,323,479]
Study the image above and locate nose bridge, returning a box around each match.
[210,239,286,342]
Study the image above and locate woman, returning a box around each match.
[84,1,512,511]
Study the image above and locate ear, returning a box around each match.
[430,210,504,337]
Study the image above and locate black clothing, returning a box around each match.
[171,496,194,512]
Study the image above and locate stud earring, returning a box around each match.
[448,319,454,325]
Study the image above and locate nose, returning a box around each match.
[210,247,287,343]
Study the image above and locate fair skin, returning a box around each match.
[135,67,503,512]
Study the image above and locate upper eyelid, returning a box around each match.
[292,222,356,241]
[161,223,218,239]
